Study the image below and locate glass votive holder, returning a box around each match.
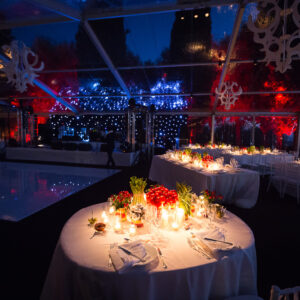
[129,224,136,236]
[114,216,122,233]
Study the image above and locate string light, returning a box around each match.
[48,78,189,148]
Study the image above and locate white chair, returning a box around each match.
[270,285,300,300]
[267,163,286,198]
[281,164,300,205]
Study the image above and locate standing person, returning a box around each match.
[105,128,115,167]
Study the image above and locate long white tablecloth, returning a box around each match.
[41,203,257,300]
[149,155,260,209]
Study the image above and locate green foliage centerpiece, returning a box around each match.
[247,145,256,154]
[176,182,192,219]
[130,176,147,206]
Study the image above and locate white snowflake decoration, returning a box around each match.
[247,0,300,73]
[1,40,44,93]
[215,82,243,110]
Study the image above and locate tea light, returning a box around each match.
[171,221,179,231]
[197,207,204,217]
[109,206,115,214]
[129,224,136,236]
[114,218,122,233]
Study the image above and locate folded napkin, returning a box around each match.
[216,157,224,166]
[109,240,147,274]
[193,229,238,260]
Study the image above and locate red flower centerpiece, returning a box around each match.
[202,154,213,168]
[201,189,223,204]
[146,185,178,211]
[109,190,132,221]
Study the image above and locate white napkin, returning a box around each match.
[109,240,147,273]
[216,157,224,166]
[194,228,238,260]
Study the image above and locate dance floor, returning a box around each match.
[0,162,119,221]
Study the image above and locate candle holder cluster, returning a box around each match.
[88,177,226,237]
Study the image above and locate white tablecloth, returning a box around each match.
[149,155,260,209]
[223,152,294,166]
[41,203,257,300]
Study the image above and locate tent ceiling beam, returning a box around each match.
[83,20,131,98]
[32,111,299,117]
[27,0,81,21]
[38,59,285,73]
[1,90,300,100]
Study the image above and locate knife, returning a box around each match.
[204,237,233,245]
[157,247,167,269]
[118,246,146,262]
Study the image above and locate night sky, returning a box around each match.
[12,4,257,63]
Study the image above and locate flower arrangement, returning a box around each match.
[202,154,213,168]
[130,176,147,205]
[247,145,256,154]
[146,185,178,208]
[183,148,192,156]
[191,152,202,163]
[201,189,223,204]
[176,182,192,217]
[173,150,183,160]
[109,191,132,210]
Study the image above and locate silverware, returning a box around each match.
[204,237,233,245]
[157,247,167,269]
[90,231,98,239]
[118,246,146,262]
[187,237,211,260]
[108,243,115,268]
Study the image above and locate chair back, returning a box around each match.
[270,285,300,300]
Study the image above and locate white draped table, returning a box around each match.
[41,203,257,300]
[149,155,260,209]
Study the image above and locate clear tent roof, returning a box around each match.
[0,0,299,114]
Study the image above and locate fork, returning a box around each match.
[187,237,211,260]
[157,247,167,269]
[108,243,116,268]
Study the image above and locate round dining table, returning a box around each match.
[41,202,258,300]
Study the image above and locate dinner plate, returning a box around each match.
[133,243,159,271]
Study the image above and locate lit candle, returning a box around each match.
[109,206,115,214]
[129,224,136,236]
[197,207,204,217]
[114,218,122,233]
[176,207,185,225]
[171,221,179,231]
[103,216,109,224]
[161,208,169,228]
